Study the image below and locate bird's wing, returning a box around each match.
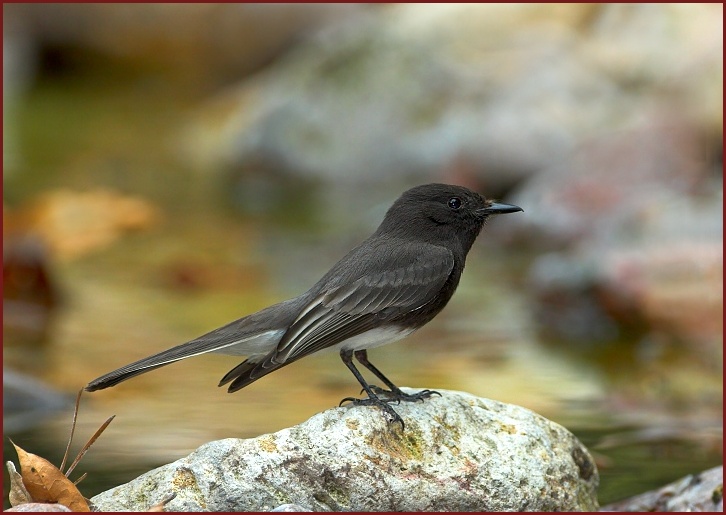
[218,241,455,392]
[272,242,455,365]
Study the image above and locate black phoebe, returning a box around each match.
[86,183,522,427]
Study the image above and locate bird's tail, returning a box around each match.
[86,298,302,392]
[85,339,215,391]
[85,323,276,391]
[218,353,293,393]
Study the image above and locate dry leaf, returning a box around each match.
[11,441,90,512]
[6,461,32,506]
[19,188,160,260]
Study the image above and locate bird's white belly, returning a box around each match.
[211,325,415,362]
[332,326,416,352]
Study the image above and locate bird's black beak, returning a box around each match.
[476,202,523,217]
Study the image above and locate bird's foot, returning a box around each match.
[339,395,405,429]
[369,385,441,403]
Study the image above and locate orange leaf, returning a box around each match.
[11,441,90,512]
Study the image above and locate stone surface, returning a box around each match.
[183,4,722,189]
[269,504,312,512]
[601,465,723,512]
[90,389,599,512]
[5,503,72,512]
[509,122,723,350]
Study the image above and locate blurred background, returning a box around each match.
[3,3,722,507]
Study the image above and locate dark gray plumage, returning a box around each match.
[86,183,522,427]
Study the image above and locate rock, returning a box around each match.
[3,234,60,346]
[2,368,71,434]
[510,122,723,350]
[600,465,723,512]
[184,4,722,190]
[508,120,719,248]
[269,504,312,512]
[4,503,72,512]
[90,389,599,512]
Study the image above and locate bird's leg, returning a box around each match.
[354,349,441,403]
[338,349,405,429]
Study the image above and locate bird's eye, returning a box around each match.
[448,197,462,210]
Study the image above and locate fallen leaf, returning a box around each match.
[20,188,160,261]
[11,441,90,512]
[6,461,32,506]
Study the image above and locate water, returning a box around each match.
[3,69,721,509]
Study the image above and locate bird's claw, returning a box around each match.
[369,385,394,396]
[339,387,440,429]
[339,395,405,429]
[404,389,441,402]
[372,387,441,403]
[339,396,358,407]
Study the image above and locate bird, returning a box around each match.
[85,183,522,428]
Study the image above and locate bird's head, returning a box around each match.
[376,183,523,251]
